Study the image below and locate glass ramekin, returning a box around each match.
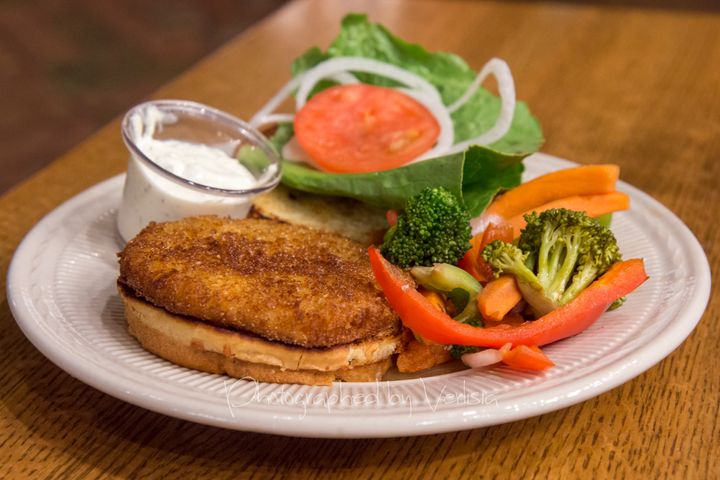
[116,99,281,242]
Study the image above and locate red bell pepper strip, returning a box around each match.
[386,209,399,227]
[369,246,648,348]
[502,345,555,370]
[458,222,513,282]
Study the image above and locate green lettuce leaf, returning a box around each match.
[461,147,525,216]
[281,146,526,217]
[291,13,544,154]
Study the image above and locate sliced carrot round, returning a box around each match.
[294,84,440,173]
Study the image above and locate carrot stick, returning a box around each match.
[507,191,630,237]
[485,164,620,220]
[420,289,446,312]
[477,275,523,322]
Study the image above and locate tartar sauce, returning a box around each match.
[117,105,261,241]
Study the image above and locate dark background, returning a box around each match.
[0,0,287,194]
[1,0,717,194]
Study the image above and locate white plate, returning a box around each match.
[7,153,711,438]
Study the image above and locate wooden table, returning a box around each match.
[1,0,718,477]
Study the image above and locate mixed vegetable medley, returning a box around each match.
[249,14,648,373]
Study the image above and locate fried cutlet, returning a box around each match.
[117,216,402,385]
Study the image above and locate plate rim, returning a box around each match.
[6,154,712,438]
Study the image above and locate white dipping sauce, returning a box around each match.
[117,106,260,242]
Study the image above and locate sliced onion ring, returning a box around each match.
[445,58,516,151]
[294,57,444,109]
[250,73,360,128]
[461,343,512,369]
[251,56,518,163]
[252,113,295,128]
[250,76,302,127]
[461,348,504,369]
[331,72,360,85]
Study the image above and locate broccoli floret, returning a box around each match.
[481,241,542,289]
[483,208,622,316]
[381,187,471,268]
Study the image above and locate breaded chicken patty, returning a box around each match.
[118,216,400,348]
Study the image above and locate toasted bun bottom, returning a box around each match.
[120,288,398,386]
[250,184,388,246]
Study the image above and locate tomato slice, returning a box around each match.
[294,84,440,173]
[385,209,399,227]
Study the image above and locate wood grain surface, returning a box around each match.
[1,0,718,478]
